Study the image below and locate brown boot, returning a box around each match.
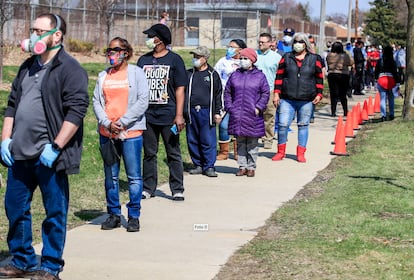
[216,142,229,160]
[296,145,307,163]
[233,140,238,160]
[272,144,286,161]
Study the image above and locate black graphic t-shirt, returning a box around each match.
[137,51,188,125]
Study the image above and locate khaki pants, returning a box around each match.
[263,91,276,144]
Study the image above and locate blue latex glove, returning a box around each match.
[40,143,60,168]
[1,138,14,167]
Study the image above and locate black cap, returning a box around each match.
[143,24,171,45]
[283,28,295,36]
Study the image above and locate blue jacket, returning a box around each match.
[224,67,269,137]
[5,47,89,174]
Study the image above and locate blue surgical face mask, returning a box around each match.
[226,47,236,58]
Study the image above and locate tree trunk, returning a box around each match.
[403,0,414,120]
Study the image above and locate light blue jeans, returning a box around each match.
[218,113,230,142]
[100,135,143,219]
[377,84,394,118]
[277,99,313,147]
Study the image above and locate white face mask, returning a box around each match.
[145,38,156,49]
[240,59,252,69]
[293,42,305,53]
[192,58,202,68]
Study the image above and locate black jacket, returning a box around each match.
[184,64,222,125]
[5,47,89,174]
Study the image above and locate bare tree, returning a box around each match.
[89,0,120,46]
[403,0,414,120]
[0,0,13,84]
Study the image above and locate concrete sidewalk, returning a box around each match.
[2,93,374,280]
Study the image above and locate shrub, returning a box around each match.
[67,39,95,54]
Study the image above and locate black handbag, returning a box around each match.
[99,133,120,166]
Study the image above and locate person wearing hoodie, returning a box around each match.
[185,46,222,177]
[224,48,269,177]
[272,32,324,163]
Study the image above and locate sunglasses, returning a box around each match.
[293,40,306,44]
[240,57,250,60]
[106,47,126,55]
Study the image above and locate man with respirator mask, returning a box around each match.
[0,13,89,280]
[137,24,188,201]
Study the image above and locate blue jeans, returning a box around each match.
[377,84,394,118]
[100,135,143,219]
[186,108,217,170]
[5,159,69,275]
[218,112,230,142]
[277,99,313,147]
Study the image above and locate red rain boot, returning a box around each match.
[296,145,307,163]
[272,144,286,161]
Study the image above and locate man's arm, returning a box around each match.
[53,121,80,149]
[174,86,185,132]
[2,117,14,140]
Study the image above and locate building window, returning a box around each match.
[221,17,246,46]
[186,17,199,46]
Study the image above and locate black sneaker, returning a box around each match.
[101,214,121,230]
[203,167,218,177]
[189,166,202,175]
[126,218,140,232]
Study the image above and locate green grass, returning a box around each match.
[214,100,414,279]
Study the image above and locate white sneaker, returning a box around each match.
[172,192,185,201]
[142,191,152,200]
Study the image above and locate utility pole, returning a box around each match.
[347,0,352,43]
[318,0,326,55]
[354,0,359,40]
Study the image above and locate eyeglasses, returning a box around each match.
[258,41,270,44]
[106,47,126,56]
[30,28,52,35]
[293,40,306,44]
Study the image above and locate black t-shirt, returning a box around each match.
[189,69,211,107]
[137,51,188,125]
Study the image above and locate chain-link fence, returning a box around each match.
[1,1,335,52]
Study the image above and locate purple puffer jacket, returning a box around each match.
[224,67,270,137]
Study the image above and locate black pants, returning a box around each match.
[143,123,184,196]
[353,67,364,94]
[328,73,349,116]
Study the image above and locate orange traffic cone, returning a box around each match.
[331,116,344,144]
[357,102,363,125]
[374,91,381,113]
[330,123,349,156]
[345,111,355,138]
[368,95,374,116]
[361,100,369,123]
[352,106,360,130]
